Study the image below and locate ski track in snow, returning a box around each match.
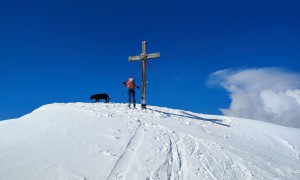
[72,103,238,179]
[88,103,300,180]
[1,102,300,180]
[250,123,300,160]
[107,118,143,179]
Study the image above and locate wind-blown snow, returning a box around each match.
[0,103,299,180]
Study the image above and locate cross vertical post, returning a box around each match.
[128,41,160,109]
[141,41,147,109]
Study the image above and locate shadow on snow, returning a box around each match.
[148,108,231,127]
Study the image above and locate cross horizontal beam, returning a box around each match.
[128,52,160,62]
[147,52,160,59]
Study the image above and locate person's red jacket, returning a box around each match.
[123,80,140,89]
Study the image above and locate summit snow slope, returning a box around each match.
[0,103,299,180]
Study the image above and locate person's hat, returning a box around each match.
[128,77,134,82]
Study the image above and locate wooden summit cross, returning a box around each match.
[128,41,160,109]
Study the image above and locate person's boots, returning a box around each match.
[128,101,131,107]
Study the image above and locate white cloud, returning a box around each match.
[208,68,300,128]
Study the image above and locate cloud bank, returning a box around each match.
[208,68,300,128]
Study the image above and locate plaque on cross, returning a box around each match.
[128,41,160,109]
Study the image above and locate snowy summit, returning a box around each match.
[0,103,299,180]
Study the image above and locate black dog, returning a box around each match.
[90,93,110,103]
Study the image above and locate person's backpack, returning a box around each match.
[127,81,134,89]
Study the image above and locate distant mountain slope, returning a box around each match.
[0,103,299,180]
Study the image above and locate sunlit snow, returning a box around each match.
[0,103,299,180]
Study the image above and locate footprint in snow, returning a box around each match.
[155,146,168,153]
[98,150,116,157]
[185,120,194,125]
[220,134,230,139]
[146,160,153,164]
[144,122,154,126]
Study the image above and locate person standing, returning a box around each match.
[123,77,140,108]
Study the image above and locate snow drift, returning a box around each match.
[0,103,299,180]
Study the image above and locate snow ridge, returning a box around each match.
[0,102,299,180]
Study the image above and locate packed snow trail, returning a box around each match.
[0,102,299,180]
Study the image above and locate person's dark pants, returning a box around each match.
[128,89,136,104]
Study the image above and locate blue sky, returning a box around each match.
[1,0,299,120]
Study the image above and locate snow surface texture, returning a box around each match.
[0,103,300,180]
